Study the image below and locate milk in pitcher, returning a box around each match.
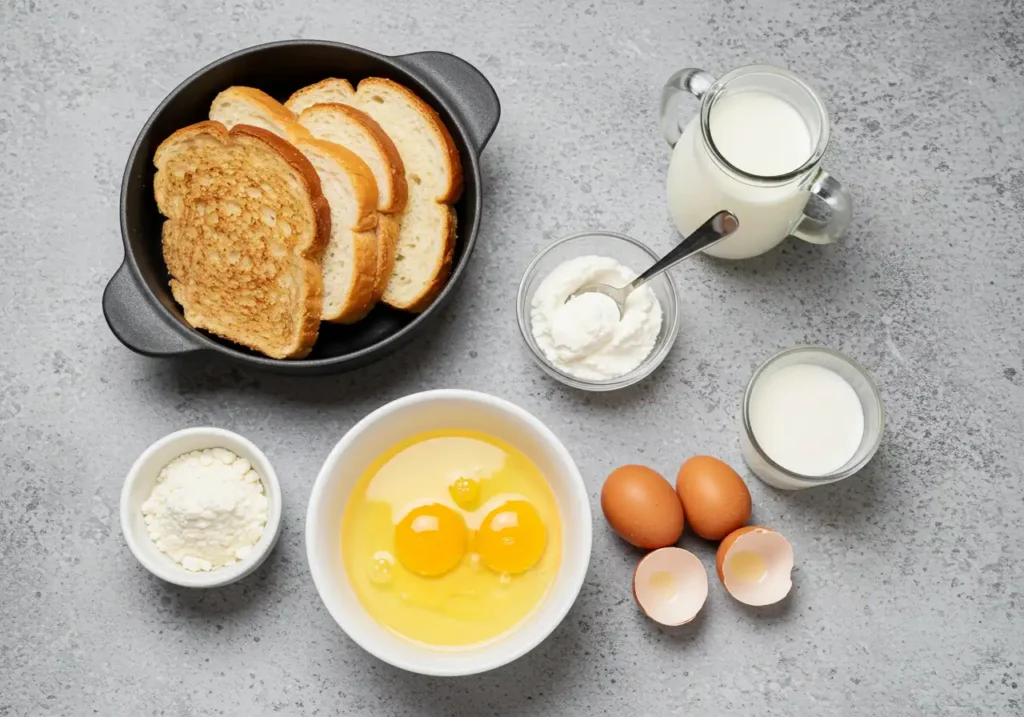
[667,90,815,259]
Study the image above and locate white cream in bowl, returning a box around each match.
[530,255,663,381]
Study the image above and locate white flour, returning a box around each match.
[142,448,268,572]
[530,255,663,381]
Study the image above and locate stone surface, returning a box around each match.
[1,0,1022,714]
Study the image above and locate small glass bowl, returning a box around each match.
[740,346,885,490]
[516,231,680,391]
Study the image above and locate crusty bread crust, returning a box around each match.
[297,137,378,231]
[374,213,400,304]
[297,136,380,324]
[211,87,312,144]
[336,104,408,213]
[153,121,329,359]
[285,78,357,113]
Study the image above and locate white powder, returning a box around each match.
[141,448,268,572]
[530,255,663,381]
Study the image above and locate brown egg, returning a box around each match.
[675,456,751,540]
[601,465,684,549]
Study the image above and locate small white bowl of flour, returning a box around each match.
[120,427,282,588]
[517,232,681,391]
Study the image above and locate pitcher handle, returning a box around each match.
[790,170,853,245]
[659,69,716,147]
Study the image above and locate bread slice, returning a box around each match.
[293,138,379,322]
[153,121,329,359]
[286,78,463,312]
[210,87,381,322]
[291,102,406,304]
[290,99,407,213]
[209,86,306,144]
[286,78,357,114]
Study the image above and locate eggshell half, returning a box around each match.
[632,547,708,626]
[716,526,794,606]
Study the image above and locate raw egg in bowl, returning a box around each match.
[306,389,592,676]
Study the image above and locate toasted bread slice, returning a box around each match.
[210,87,381,322]
[287,78,463,312]
[153,122,329,359]
[291,102,406,304]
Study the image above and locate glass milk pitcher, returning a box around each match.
[660,65,852,260]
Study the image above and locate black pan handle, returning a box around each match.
[102,261,203,358]
[397,51,500,153]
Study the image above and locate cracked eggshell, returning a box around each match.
[716,526,794,606]
[632,547,708,626]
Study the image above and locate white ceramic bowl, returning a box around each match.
[120,427,283,588]
[306,389,593,676]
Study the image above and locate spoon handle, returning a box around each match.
[629,211,739,292]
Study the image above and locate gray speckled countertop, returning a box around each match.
[2,0,1022,714]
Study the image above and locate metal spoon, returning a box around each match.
[569,211,740,317]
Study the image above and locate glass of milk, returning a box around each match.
[741,347,884,490]
[660,65,852,260]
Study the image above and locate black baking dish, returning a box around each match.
[103,40,500,375]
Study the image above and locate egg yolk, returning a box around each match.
[394,504,467,577]
[476,500,546,574]
[449,477,481,509]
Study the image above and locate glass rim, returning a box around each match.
[699,64,831,184]
[741,345,885,483]
[515,230,681,392]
